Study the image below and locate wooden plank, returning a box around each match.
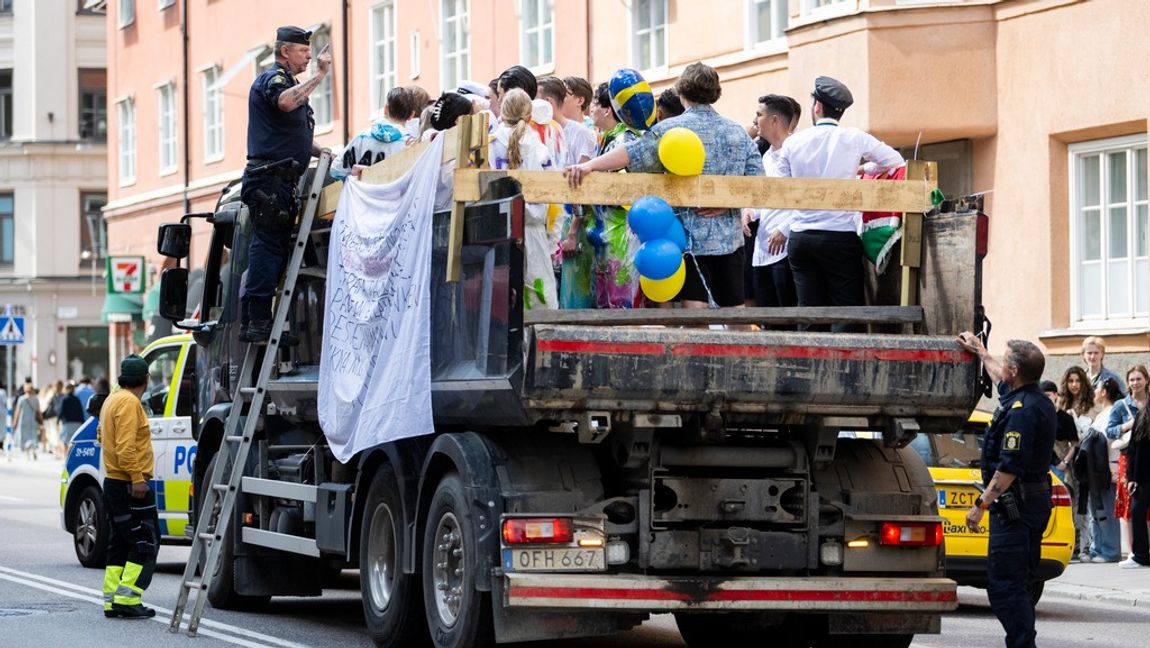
[316,125,466,220]
[523,306,925,327]
[445,115,474,282]
[454,168,936,213]
[899,161,935,307]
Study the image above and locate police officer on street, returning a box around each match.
[99,355,159,619]
[957,332,1056,648]
[240,26,332,343]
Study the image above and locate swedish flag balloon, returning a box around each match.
[609,68,656,132]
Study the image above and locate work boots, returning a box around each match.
[238,320,299,346]
[107,603,156,619]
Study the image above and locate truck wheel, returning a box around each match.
[73,485,108,568]
[421,472,494,648]
[675,613,804,648]
[360,464,430,648]
[202,453,270,611]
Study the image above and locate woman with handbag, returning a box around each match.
[1108,365,1150,556]
[11,383,42,461]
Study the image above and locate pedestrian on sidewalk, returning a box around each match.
[957,333,1055,648]
[58,382,86,446]
[1121,406,1150,568]
[1108,365,1149,555]
[1078,378,1122,562]
[1058,366,1094,559]
[99,355,159,619]
[11,384,41,461]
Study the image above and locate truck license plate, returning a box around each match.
[503,548,605,572]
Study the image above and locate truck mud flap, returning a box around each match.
[504,573,957,612]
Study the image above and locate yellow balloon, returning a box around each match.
[640,259,686,302]
[657,127,705,176]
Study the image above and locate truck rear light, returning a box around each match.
[1051,483,1072,507]
[880,522,943,547]
[502,517,574,545]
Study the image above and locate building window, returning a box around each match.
[0,0,11,14]
[521,0,554,71]
[802,0,852,15]
[0,194,12,266]
[116,98,136,184]
[67,326,110,382]
[202,66,224,161]
[78,0,107,14]
[633,0,667,71]
[311,28,333,128]
[80,192,107,263]
[371,2,397,114]
[1070,135,1149,325]
[0,69,11,140]
[158,0,174,9]
[411,31,421,79]
[79,69,107,141]
[118,0,134,27]
[750,0,787,45]
[158,83,177,173]
[441,0,469,94]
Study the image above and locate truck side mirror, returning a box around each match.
[159,267,189,321]
[157,223,192,258]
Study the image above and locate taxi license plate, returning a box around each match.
[938,489,978,509]
[503,548,605,572]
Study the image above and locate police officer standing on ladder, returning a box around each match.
[957,332,1056,648]
[240,26,332,343]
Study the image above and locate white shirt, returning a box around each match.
[753,147,794,267]
[776,118,904,234]
[561,120,597,168]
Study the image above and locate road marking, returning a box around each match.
[0,495,25,501]
[0,566,312,648]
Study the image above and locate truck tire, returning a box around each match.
[674,612,804,648]
[73,485,108,568]
[201,453,270,611]
[421,472,494,648]
[360,464,430,648]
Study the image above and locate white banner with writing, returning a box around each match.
[318,135,446,462]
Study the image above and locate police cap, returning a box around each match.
[811,76,854,111]
[276,26,312,46]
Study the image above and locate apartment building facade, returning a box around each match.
[106,0,1147,375]
[0,0,109,388]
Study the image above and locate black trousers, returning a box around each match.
[103,479,159,596]
[752,259,798,309]
[1131,484,1150,565]
[787,230,865,332]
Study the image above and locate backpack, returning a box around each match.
[42,394,61,420]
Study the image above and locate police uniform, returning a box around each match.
[241,26,317,340]
[981,380,1057,648]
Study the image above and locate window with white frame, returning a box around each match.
[521,0,554,71]
[116,97,136,184]
[1070,135,1149,325]
[118,0,134,27]
[371,2,397,114]
[410,31,421,79]
[633,0,667,71]
[803,0,849,11]
[311,28,333,128]
[750,0,787,45]
[441,0,469,93]
[158,83,177,173]
[158,0,175,9]
[202,66,224,161]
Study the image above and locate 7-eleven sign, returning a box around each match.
[107,256,146,294]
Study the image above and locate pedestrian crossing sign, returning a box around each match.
[107,256,146,294]
[0,314,25,345]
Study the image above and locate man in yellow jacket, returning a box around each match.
[99,354,159,619]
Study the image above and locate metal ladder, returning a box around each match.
[169,151,332,637]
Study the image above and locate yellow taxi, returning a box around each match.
[908,411,1075,603]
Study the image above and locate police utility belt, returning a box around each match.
[243,157,303,233]
[990,479,1050,521]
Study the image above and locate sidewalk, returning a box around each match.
[0,452,65,477]
[1045,561,1150,607]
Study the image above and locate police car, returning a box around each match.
[910,411,1075,604]
[60,334,198,568]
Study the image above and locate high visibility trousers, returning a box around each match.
[102,478,159,608]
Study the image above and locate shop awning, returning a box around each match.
[102,292,143,324]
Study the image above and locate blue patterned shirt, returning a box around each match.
[624,105,764,256]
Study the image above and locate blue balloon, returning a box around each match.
[627,195,675,242]
[608,68,656,132]
[663,219,687,251]
[634,239,684,280]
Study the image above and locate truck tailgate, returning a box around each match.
[525,325,978,419]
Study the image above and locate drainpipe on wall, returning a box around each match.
[341,0,351,143]
[181,0,191,216]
